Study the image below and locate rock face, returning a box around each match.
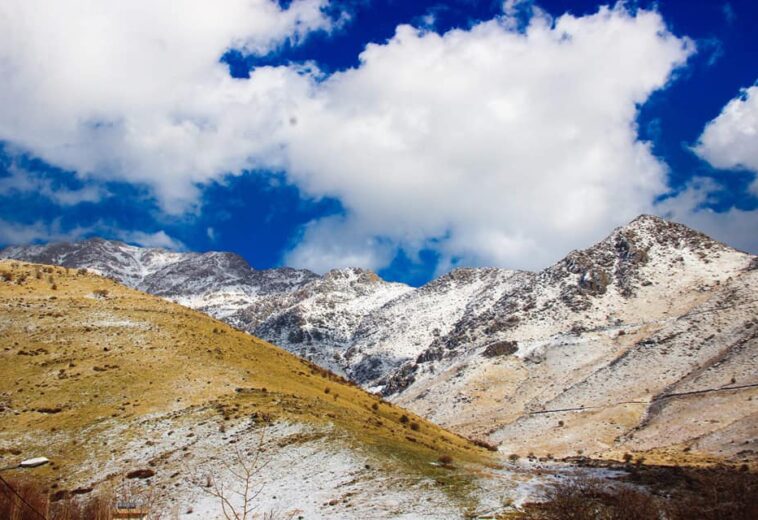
[3,215,757,464]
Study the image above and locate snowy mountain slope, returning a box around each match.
[485,267,758,462]
[0,237,187,287]
[345,268,531,389]
[388,216,757,463]
[228,267,415,374]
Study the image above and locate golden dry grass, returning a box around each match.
[0,260,493,494]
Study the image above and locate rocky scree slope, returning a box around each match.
[0,260,501,518]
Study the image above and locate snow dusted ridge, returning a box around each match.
[0,238,320,320]
[3,215,757,462]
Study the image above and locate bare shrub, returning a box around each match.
[525,477,660,520]
[663,467,758,520]
[524,467,758,520]
[438,455,454,467]
[468,437,497,452]
[190,426,293,520]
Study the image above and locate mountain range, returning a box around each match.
[3,215,756,465]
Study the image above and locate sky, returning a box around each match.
[0,0,756,286]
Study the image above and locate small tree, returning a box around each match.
[190,427,298,520]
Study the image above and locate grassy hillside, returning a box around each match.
[0,260,496,514]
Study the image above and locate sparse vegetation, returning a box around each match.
[438,455,453,464]
[469,438,498,452]
[520,466,758,520]
[481,340,518,358]
[0,259,494,516]
[0,476,157,520]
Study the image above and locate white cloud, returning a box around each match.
[694,84,758,195]
[664,85,758,257]
[0,0,334,212]
[658,178,758,255]
[0,217,185,251]
[282,5,694,270]
[206,227,217,242]
[116,230,186,250]
[0,219,94,245]
[1,2,712,272]
[286,215,396,272]
[0,164,108,205]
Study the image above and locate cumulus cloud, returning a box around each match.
[0,2,707,271]
[0,217,184,251]
[0,0,334,212]
[0,219,95,246]
[0,164,108,206]
[282,5,694,270]
[659,178,758,255]
[115,230,186,250]
[694,85,758,195]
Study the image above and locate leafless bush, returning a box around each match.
[190,427,277,520]
[524,477,661,520]
[438,454,453,466]
[469,437,498,452]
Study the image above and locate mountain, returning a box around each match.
[0,238,319,319]
[3,215,757,466]
[0,260,501,518]
[388,215,758,464]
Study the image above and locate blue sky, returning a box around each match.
[0,0,756,285]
